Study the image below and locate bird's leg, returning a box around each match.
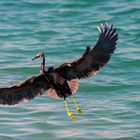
[71,95,83,115]
[64,99,76,121]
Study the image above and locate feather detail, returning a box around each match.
[48,88,60,99]
[67,80,79,93]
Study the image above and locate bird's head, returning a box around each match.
[32,53,45,61]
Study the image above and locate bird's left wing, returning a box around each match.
[55,24,118,80]
[0,74,51,105]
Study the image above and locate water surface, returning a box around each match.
[0,0,140,140]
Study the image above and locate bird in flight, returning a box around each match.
[0,23,118,120]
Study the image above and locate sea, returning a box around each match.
[0,0,140,140]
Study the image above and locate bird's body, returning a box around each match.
[45,67,74,99]
[0,23,118,120]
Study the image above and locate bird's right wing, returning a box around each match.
[55,23,118,80]
[0,74,51,105]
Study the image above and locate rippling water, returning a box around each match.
[0,0,140,140]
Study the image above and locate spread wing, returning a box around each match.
[0,74,51,105]
[55,23,118,80]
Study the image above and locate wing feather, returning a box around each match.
[0,74,50,105]
[55,23,118,80]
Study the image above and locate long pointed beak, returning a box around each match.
[32,56,40,61]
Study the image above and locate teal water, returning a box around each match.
[0,0,140,140]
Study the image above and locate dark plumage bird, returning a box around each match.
[0,23,118,120]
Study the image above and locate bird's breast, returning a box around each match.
[45,67,65,86]
[53,73,65,85]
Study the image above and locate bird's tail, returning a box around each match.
[67,80,79,94]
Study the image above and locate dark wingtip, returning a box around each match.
[94,23,118,54]
[97,23,115,35]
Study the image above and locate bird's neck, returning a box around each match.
[41,56,45,73]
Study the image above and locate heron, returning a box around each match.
[0,23,118,120]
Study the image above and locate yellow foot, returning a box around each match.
[67,111,77,121]
[76,105,83,115]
